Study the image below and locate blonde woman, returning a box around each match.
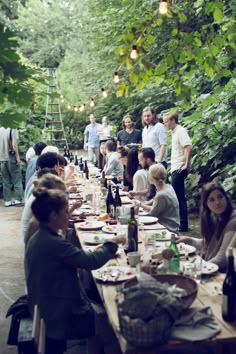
[139,163,180,232]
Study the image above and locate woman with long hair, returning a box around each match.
[139,163,180,232]
[25,187,124,354]
[178,182,236,271]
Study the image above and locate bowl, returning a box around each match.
[153,274,198,308]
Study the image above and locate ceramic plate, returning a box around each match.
[138,216,158,225]
[77,221,106,231]
[156,242,196,255]
[201,261,219,274]
[150,230,172,241]
[82,233,114,244]
[121,196,133,204]
[93,266,136,282]
[102,225,121,234]
[69,193,82,199]
[72,209,92,216]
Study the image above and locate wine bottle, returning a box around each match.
[66,148,70,159]
[79,157,84,171]
[114,186,122,207]
[83,160,89,179]
[168,233,180,273]
[125,207,138,253]
[106,184,114,217]
[70,152,74,163]
[63,146,67,157]
[222,248,236,322]
[74,155,78,166]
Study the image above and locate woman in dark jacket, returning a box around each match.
[25,187,123,354]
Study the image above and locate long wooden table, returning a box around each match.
[74,212,236,354]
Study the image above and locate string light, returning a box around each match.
[101,88,108,98]
[79,104,85,112]
[113,71,120,83]
[90,98,95,107]
[74,106,78,112]
[159,0,168,15]
[67,104,71,110]
[130,45,138,60]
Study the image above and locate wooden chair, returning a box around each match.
[17,304,46,354]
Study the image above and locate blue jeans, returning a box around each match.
[171,169,188,230]
[1,160,23,201]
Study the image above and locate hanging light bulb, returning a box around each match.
[74,106,78,112]
[159,0,168,15]
[101,88,108,98]
[90,98,95,107]
[113,71,120,83]
[60,95,64,99]
[80,104,85,112]
[67,104,71,110]
[130,45,138,60]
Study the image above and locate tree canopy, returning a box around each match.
[1,0,235,204]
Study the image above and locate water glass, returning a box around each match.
[183,257,202,284]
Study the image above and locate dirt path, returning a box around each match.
[0,200,24,354]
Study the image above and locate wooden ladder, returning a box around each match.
[44,67,68,150]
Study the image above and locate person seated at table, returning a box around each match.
[22,172,83,246]
[177,182,236,271]
[103,139,123,182]
[25,187,125,354]
[97,117,113,169]
[25,142,47,186]
[137,163,180,232]
[117,114,142,147]
[117,146,132,191]
[129,147,156,203]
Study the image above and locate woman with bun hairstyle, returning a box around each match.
[25,187,124,354]
[138,163,180,232]
[178,182,236,271]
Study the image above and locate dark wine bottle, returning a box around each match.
[70,152,74,163]
[66,148,70,159]
[63,146,67,157]
[125,207,138,253]
[83,160,89,179]
[74,155,78,166]
[79,157,84,171]
[222,248,236,322]
[114,186,122,208]
[106,184,114,217]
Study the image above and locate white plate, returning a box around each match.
[139,216,158,225]
[150,230,172,241]
[93,266,136,282]
[77,221,106,231]
[82,233,114,244]
[72,209,92,216]
[102,225,120,234]
[156,242,196,255]
[69,193,81,199]
[121,196,133,204]
[201,261,219,274]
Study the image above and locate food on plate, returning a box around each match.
[107,219,118,225]
[98,213,109,221]
[152,231,169,240]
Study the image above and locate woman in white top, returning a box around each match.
[139,163,180,232]
[98,116,113,141]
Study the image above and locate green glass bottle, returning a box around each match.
[168,233,180,273]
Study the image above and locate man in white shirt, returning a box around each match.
[163,112,192,232]
[142,107,167,167]
[103,140,123,182]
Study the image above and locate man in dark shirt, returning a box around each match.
[117,114,142,147]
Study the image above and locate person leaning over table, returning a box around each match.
[25,187,125,354]
[177,182,236,271]
[136,163,180,233]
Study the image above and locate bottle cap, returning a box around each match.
[228,247,233,256]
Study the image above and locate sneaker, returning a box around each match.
[4,201,12,207]
[12,200,24,206]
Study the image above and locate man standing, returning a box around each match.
[0,127,23,206]
[84,114,100,165]
[117,114,142,147]
[163,112,192,232]
[142,107,167,167]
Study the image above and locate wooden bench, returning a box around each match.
[17,305,46,354]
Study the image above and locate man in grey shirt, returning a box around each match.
[103,140,123,182]
[0,127,23,206]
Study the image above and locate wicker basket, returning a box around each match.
[152,274,198,309]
